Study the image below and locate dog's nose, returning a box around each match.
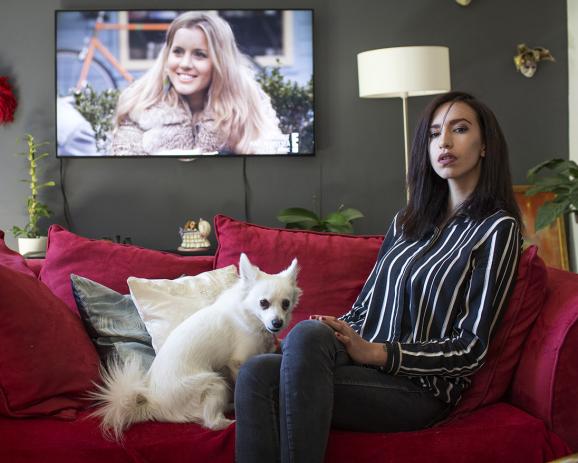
[272,319,284,330]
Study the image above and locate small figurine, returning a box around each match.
[178,218,211,251]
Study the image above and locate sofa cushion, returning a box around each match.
[0,265,101,419]
[71,274,156,370]
[40,225,214,312]
[213,215,383,327]
[510,266,578,452]
[448,245,547,418]
[0,403,570,463]
[0,230,36,277]
[127,265,238,352]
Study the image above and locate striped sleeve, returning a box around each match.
[339,214,398,330]
[383,217,521,377]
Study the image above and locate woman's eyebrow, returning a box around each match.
[430,118,472,129]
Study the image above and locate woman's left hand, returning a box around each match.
[310,315,387,367]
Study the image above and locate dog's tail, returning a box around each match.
[89,355,153,441]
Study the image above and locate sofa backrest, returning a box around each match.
[510,267,578,452]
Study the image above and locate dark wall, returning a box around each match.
[0,0,568,251]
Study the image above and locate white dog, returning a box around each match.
[91,253,301,439]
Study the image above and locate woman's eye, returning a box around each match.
[171,47,183,56]
[454,126,468,133]
[429,131,440,139]
[194,50,207,58]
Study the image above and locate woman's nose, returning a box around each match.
[180,54,194,69]
[438,130,452,149]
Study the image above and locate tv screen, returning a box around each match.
[55,9,314,157]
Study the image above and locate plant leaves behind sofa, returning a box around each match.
[0,219,575,462]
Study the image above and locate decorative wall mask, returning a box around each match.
[514,44,555,78]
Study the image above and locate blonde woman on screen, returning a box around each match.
[111,11,284,156]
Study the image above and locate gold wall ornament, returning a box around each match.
[514,44,555,78]
[455,0,472,6]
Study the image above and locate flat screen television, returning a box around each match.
[55,9,314,157]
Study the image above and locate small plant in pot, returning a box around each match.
[12,134,55,256]
[277,205,364,233]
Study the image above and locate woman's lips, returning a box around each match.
[438,153,457,166]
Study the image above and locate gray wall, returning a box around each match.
[0,0,568,251]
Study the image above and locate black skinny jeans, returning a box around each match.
[235,320,451,463]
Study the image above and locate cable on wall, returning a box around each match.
[242,157,251,222]
[59,158,73,231]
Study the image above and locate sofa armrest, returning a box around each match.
[510,267,578,451]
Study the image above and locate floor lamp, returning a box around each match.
[357,46,451,181]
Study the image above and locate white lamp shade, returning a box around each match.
[358,46,451,98]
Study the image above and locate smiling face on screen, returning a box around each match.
[166,26,213,110]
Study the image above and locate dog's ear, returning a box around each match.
[280,258,299,283]
[239,253,259,282]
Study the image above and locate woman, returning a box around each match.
[111,11,283,156]
[234,91,523,462]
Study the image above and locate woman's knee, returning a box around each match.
[236,353,281,392]
[283,319,335,352]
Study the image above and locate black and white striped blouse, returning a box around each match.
[340,210,522,404]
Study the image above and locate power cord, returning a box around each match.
[59,158,73,231]
[242,157,251,222]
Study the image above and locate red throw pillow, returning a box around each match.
[40,225,215,312]
[213,215,384,327]
[0,264,101,419]
[0,230,36,277]
[448,245,547,418]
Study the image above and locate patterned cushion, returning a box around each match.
[71,274,156,370]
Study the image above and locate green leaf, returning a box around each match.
[286,221,315,230]
[324,212,349,226]
[277,207,320,225]
[527,158,566,180]
[525,175,571,195]
[535,200,569,231]
[338,208,364,222]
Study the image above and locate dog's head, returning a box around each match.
[239,253,302,334]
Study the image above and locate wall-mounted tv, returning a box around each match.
[55,9,314,157]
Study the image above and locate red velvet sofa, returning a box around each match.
[0,215,576,463]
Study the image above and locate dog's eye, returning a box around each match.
[282,299,290,311]
[260,299,270,309]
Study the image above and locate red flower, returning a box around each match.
[0,77,17,124]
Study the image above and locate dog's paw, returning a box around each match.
[207,417,235,430]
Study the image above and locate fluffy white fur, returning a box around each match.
[91,253,301,440]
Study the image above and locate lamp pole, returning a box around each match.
[401,92,410,200]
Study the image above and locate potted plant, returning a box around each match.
[11,134,55,256]
[277,205,364,233]
[526,158,578,231]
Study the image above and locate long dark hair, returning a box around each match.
[399,91,521,240]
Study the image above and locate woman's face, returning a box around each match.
[166,26,213,108]
[428,101,485,189]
